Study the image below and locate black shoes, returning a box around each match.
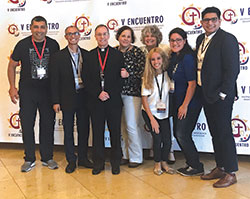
[92,164,120,175]
[66,159,93,173]
[128,162,142,168]
[177,165,204,176]
[65,162,76,173]
[92,164,105,175]
[120,159,129,165]
[111,165,120,175]
[78,159,93,168]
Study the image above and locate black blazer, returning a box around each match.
[196,28,240,103]
[83,46,124,109]
[50,46,88,111]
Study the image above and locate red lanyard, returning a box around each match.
[31,37,47,62]
[97,47,109,72]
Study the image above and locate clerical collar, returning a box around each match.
[98,46,109,52]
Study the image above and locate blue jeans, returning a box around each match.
[173,105,203,170]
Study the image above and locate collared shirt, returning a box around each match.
[68,46,83,90]
[197,32,216,86]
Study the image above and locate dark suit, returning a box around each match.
[50,46,90,163]
[83,46,124,169]
[196,28,240,172]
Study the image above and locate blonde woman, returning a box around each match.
[141,47,174,175]
[140,25,175,163]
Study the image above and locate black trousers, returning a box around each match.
[173,103,203,170]
[198,87,238,173]
[142,110,171,162]
[19,85,55,162]
[90,102,122,169]
[62,89,90,163]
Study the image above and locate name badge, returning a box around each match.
[100,72,104,90]
[37,67,46,78]
[76,77,83,84]
[101,80,104,90]
[156,100,166,113]
[169,80,175,93]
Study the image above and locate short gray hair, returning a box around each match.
[64,25,80,34]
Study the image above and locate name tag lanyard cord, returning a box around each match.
[201,37,212,54]
[172,63,179,77]
[97,47,109,90]
[69,52,81,75]
[32,37,46,66]
[198,37,212,64]
[155,72,164,101]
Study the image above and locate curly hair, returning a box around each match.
[142,47,168,91]
[140,25,163,46]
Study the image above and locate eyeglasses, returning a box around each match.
[169,38,183,43]
[65,32,80,36]
[202,17,218,23]
[95,32,109,37]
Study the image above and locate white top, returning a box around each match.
[141,71,170,119]
[68,46,83,90]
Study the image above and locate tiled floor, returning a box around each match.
[0,144,250,199]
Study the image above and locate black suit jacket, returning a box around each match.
[196,28,240,103]
[50,46,88,111]
[83,46,124,109]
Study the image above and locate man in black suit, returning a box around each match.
[83,24,124,175]
[196,7,240,188]
[50,25,93,173]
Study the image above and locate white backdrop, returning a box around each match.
[1,0,250,155]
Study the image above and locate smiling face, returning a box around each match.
[95,26,110,48]
[65,26,80,46]
[31,21,47,42]
[201,12,221,36]
[144,32,157,49]
[169,33,186,54]
[118,29,132,49]
[150,52,163,73]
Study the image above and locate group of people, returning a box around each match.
[7,6,239,188]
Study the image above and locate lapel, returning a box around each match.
[205,28,222,60]
[197,34,205,49]
[64,47,75,78]
[92,47,100,74]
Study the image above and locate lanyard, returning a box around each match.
[201,37,212,54]
[69,52,80,75]
[172,63,179,76]
[97,47,109,72]
[32,37,46,64]
[155,72,164,100]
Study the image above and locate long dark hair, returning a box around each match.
[167,27,195,79]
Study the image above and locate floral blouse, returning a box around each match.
[119,45,145,97]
